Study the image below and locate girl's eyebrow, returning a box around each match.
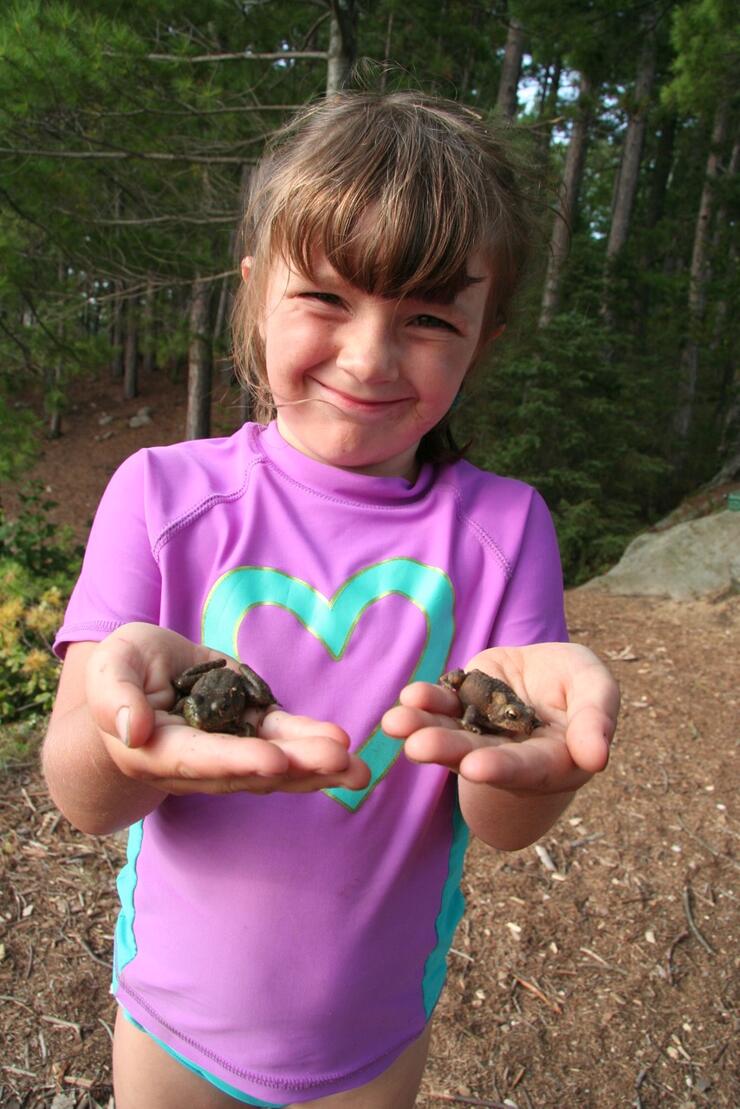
[415,275,487,305]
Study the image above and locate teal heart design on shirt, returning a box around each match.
[201,559,455,810]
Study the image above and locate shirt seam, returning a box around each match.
[150,456,263,561]
[261,457,431,512]
[434,478,514,581]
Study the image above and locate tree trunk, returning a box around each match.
[142,276,156,375]
[496,18,525,119]
[48,260,65,438]
[673,98,730,449]
[123,301,139,400]
[110,282,124,378]
[326,0,357,94]
[538,73,593,329]
[534,58,562,168]
[605,15,657,264]
[186,278,213,440]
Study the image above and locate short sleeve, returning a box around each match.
[489,489,568,647]
[53,450,162,657]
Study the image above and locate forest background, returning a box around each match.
[0,0,738,720]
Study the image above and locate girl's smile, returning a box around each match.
[251,252,494,480]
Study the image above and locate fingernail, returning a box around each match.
[116,707,131,746]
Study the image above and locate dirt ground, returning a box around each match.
[1,369,738,1108]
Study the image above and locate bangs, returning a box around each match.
[262,99,501,301]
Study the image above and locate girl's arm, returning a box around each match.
[383,643,619,851]
[44,624,370,836]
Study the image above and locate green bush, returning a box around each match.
[0,485,82,725]
[459,311,672,586]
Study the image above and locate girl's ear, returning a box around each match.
[240,256,253,284]
[489,322,506,343]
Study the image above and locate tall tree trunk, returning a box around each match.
[123,299,138,400]
[47,262,65,438]
[605,15,657,263]
[538,73,593,329]
[496,17,525,119]
[110,281,124,378]
[326,0,357,94]
[142,276,156,375]
[186,278,213,440]
[601,11,657,323]
[534,58,562,168]
[673,98,730,451]
[647,113,677,231]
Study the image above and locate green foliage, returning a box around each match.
[461,311,672,585]
[0,485,82,724]
[0,393,39,482]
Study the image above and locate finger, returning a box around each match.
[260,709,351,749]
[108,720,292,782]
[459,735,592,793]
[87,637,157,749]
[403,726,478,769]
[398,682,460,715]
[383,703,462,739]
[263,734,357,776]
[564,666,621,773]
[158,758,371,796]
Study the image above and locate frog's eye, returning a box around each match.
[504,707,520,721]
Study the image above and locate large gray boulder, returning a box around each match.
[582,510,740,600]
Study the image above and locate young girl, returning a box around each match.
[44,91,619,1109]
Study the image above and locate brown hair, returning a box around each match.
[231,89,534,462]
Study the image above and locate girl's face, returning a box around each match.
[249,249,494,481]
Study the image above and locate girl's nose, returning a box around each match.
[336,313,399,383]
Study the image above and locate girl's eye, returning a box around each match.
[413,314,458,332]
[302,292,342,306]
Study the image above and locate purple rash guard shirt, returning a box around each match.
[55,421,567,1104]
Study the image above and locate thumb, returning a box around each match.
[87,637,156,749]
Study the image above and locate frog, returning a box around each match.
[439,668,542,739]
[171,658,277,737]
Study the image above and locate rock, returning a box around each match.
[581,511,740,600]
[97,413,114,426]
[129,406,153,428]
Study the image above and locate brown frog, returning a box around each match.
[172,659,277,737]
[439,668,542,739]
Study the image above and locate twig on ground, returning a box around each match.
[427,1094,514,1107]
[682,885,717,956]
[665,931,689,985]
[73,932,111,968]
[677,816,740,872]
[511,974,563,1015]
[634,1066,649,1108]
[579,947,629,975]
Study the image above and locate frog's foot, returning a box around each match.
[172,659,227,694]
[440,669,466,691]
[238,663,278,709]
[460,706,483,734]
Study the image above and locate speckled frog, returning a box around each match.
[172,659,276,737]
[440,668,542,739]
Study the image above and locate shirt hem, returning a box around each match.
[114,979,423,1100]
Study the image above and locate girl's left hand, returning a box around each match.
[382,643,619,795]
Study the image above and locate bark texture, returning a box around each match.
[539,73,593,329]
[186,278,213,441]
[673,98,730,448]
[326,0,357,94]
[496,18,526,119]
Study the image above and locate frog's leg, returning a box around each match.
[460,705,484,734]
[440,669,466,691]
[237,663,277,708]
[172,659,227,694]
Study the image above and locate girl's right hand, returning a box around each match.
[87,623,370,796]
